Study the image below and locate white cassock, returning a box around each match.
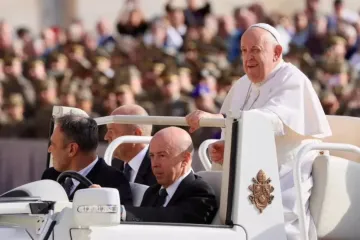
[219,60,332,240]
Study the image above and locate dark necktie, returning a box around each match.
[123,164,132,182]
[154,188,168,207]
[62,177,74,196]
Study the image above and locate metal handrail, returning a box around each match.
[198,139,219,171]
[294,142,360,240]
[94,115,225,128]
[103,136,152,165]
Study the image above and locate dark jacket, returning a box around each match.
[42,158,133,205]
[111,149,157,186]
[125,172,217,224]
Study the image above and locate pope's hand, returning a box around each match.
[209,141,225,165]
[186,110,223,133]
[90,184,101,188]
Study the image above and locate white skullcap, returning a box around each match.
[249,23,281,43]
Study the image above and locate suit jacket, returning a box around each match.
[111,149,157,186]
[125,172,217,224]
[41,158,133,205]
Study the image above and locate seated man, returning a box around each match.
[104,104,156,186]
[42,114,133,205]
[94,127,217,224]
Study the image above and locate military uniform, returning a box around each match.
[76,88,100,118]
[155,74,196,117]
[2,57,36,117]
[0,94,30,138]
[30,80,58,138]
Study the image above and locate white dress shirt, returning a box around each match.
[70,157,99,195]
[127,145,149,183]
[162,168,192,207]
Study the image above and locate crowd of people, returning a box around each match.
[0,0,359,144]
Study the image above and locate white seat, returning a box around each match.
[196,171,222,225]
[310,155,360,239]
[325,116,360,162]
[129,183,148,207]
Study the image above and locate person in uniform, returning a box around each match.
[0,93,29,137]
[186,23,331,240]
[2,56,36,116]
[75,88,100,118]
[156,72,196,117]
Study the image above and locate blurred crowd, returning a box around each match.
[0,0,360,145]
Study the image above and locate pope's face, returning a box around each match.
[241,28,281,83]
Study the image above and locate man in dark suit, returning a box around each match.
[104,104,156,186]
[118,127,217,224]
[42,114,132,205]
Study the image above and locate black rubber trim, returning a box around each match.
[29,201,55,214]
[43,220,57,240]
[0,196,40,202]
[0,190,30,198]
[120,222,232,228]
[225,119,238,226]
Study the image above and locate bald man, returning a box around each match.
[104,104,156,186]
[121,127,217,224]
[186,24,331,239]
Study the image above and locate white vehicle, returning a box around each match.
[0,105,360,240]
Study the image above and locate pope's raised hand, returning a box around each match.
[185,110,222,133]
[209,141,225,165]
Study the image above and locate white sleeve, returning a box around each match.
[250,109,285,136]
[219,82,237,140]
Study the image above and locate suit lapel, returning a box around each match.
[134,150,151,184]
[69,158,104,200]
[112,158,124,171]
[167,172,195,206]
[144,184,162,207]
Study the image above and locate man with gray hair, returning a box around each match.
[186,23,331,239]
[42,114,132,205]
[104,104,156,186]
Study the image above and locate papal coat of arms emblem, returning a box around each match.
[248,170,274,213]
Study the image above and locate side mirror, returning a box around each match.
[72,188,120,227]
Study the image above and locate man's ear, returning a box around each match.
[274,44,283,61]
[68,143,79,158]
[181,151,191,168]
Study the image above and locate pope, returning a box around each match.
[186,23,332,240]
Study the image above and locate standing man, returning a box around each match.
[104,104,156,186]
[42,114,133,205]
[186,23,331,239]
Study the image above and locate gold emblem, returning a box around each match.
[248,170,274,213]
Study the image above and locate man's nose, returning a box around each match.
[104,132,110,141]
[151,157,161,167]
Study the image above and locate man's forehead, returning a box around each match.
[52,126,62,140]
[107,123,121,129]
[241,29,263,45]
[150,138,172,152]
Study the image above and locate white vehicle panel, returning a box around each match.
[231,111,286,240]
[69,225,246,240]
[0,226,33,240]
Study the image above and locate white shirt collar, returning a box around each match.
[70,156,99,193]
[162,168,192,207]
[127,145,149,183]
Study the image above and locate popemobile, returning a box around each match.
[0,105,360,240]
